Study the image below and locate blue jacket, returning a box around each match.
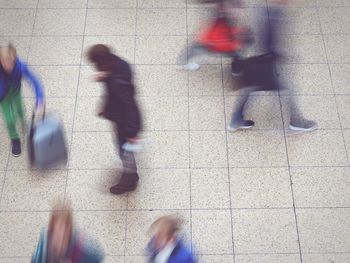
[147,239,196,263]
[0,58,44,104]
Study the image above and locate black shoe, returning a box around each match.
[11,138,21,157]
[228,120,254,132]
[110,173,139,195]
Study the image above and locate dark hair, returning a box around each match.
[87,44,117,71]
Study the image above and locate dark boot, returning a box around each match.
[11,138,21,157]
[110,173,139,195]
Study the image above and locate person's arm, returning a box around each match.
[20,60,44,106]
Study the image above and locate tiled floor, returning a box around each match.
[0,0,350,262]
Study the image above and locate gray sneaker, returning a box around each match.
[289,120,318,132]
[228,120,255,132]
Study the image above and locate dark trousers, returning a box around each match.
[230,85,303,127]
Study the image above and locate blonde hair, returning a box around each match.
[149,215,182,240]
[48,200,73,238]
[0,43,16,59]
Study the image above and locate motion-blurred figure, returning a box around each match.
[0,43,44,157]
[147,215,196,263]
[32,201,104,263]
[87,44,142,195]
[178,0,251,73]
[228,0,317,132]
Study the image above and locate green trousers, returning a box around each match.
[0,88,25,140]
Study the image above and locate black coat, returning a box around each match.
[102,56,142,139]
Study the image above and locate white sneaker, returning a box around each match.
[182,62,200,71]
[289,121,318,132]
[122,139,149,153]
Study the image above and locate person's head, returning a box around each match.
[87,44,117,72]
[48,201,74,259]
[0,43,17,73]
[149,215,182,250]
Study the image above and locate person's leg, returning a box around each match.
[228,86,256,132]
[0,92,19,140]
[11,90,26,137]
[110,132,139,195]
[287,93,317,132]
[0,90,22,156]
[230,52,244,76]
[177,43,208,70]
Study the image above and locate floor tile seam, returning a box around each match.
[1,206,350,212]
[123,1,138,261]
[277,93,303,262]
[64,0,89,203]
[0,0,39,210]
[5,31,350,38]
[21,94,350,99]
[5,164,350,172]
[22,94,350,98]
[220,53,236,259]
[68,127,347,131]
[3,33,345,37]
[4,4,350,9]
[3,251,349,259]
[184,0,194,252]
[316,7,350,166]
[266,3,303,261]
[18,62,350,67]
[68,128,346,133]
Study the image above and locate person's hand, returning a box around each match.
[97,111,106,118]
[127,137,139,144]
[34,102,45,122]
[93,71,108,82]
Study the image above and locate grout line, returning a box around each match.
[316,6,350,168]
[0,0,40,209]
[21,93,350,98]
[266,3,304,262]
[19,62,350,67]
[5,32,350,38]
[221,56,237,261]
[1,207,350,213]
[26,0,39,62]
[4,164,350,173]
[277,96,304,263]
[1,5,350,10]
[184,0,194,254]
[1,251,349,260]
[63,0,89,203]
[123,2,138,262]
[67,128,347,133]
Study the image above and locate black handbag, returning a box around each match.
[242,52,279,91]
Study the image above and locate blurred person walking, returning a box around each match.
[32,201,104,263]
[87,44,142,195]
[228,0,317,132]
[147,215,196,263]
[0,44,44,156]
[178,0,251,73]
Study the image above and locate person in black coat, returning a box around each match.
[87,44,142,195]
